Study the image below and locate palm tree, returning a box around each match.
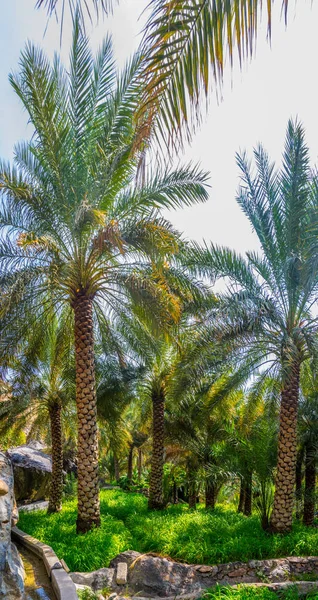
[0,20,208,532]
[298,364,318,526]
[0,317,75,513]
[37,0,290,149]
[185,120,318,532]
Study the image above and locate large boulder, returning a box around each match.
[0,452,25,599]
[109,552,202,597]
[6,444,52,502]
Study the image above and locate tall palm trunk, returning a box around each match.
[127,445,134,482]
[205,479,216,509]
[47,400,63,513]
[238,477,245,513]
[114,452,120,482]
[188,479,197,509]
[138,448,142,482]
[148,385,165,510]
[270,363,300,533]
[74,294,100,533]
[295,446,304,520]
[244,471,252,516]
[303,439,316,527]
[173,480,178,504]
[187,461,197,509]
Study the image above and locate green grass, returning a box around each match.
[202,585,318,600]
[17,489,318,572]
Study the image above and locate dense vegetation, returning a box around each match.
[18,490,318,572]
[1,4,318,596]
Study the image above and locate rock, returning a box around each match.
[116,562,128,585]
[0,452,25,599]
[0,479,9,496]
[75,583,92,593]
[228,568,247,578]
[6,444,52,502]
[108,593,118,600]
[70,567,115,591]
[128,554,202,597]
[268,563,290,582]
[110,551,141,569]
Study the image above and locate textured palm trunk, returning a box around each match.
[295,447,304,520]
[244,471,252,516]
[238,478,245,513]
[47,401,63,513]
[205,479,216,509]
[188,478,197,509]
[148,386,165,510]
[127,445,134,482]
[270,363,300,533]
[114,453,120,482]
[74,294,100,533]
[173,480,178,504]
[138,448,142,482]
[303,440,316,527]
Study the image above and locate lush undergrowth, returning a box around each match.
[78,584,318,600]
[202,585,318,600]
[18,489,318,572]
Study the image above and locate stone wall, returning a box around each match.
[70,550,318,598]
[0,452,24,599]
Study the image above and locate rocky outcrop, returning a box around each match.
[0,452,24,599]
[71,567,115,591]
[6,444,52,502]
[106,551,318,597]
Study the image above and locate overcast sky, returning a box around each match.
[1,0,318,255]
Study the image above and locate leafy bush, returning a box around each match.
[18,489,318,572]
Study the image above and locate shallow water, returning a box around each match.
[17,544,56,600]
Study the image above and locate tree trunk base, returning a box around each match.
[47,503,62,514]
[76,516,101,534]
[148,499,165,510]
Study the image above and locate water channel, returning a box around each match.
[16,544,56,600]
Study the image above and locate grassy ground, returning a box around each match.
[202,585,318,600]
[18,489,318,572]
[78,584,318,600]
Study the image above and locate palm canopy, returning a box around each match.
[140,0,289,149]
[185,119,318,532]
[0,19,209,532]
[187,119,318,378]
[0,316,75,443]
[36,0,290,151]
[0,20,209,349]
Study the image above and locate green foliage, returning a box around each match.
[117,474,148,493]
[18,489,318,572]
[201,584,317,600]
[77,589,101,600]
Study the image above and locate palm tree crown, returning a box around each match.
[0,19,208,531]
[186,120,318,532]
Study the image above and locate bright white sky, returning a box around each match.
[1,0,318,255]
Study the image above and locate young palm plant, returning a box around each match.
[186,120,318,532]
[0,21,208,531]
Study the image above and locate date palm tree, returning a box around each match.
[0,315,75,513]
[0,20,208,532]
[36,0,290,149]
[298,363,318,526]
[185,120,318,532]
